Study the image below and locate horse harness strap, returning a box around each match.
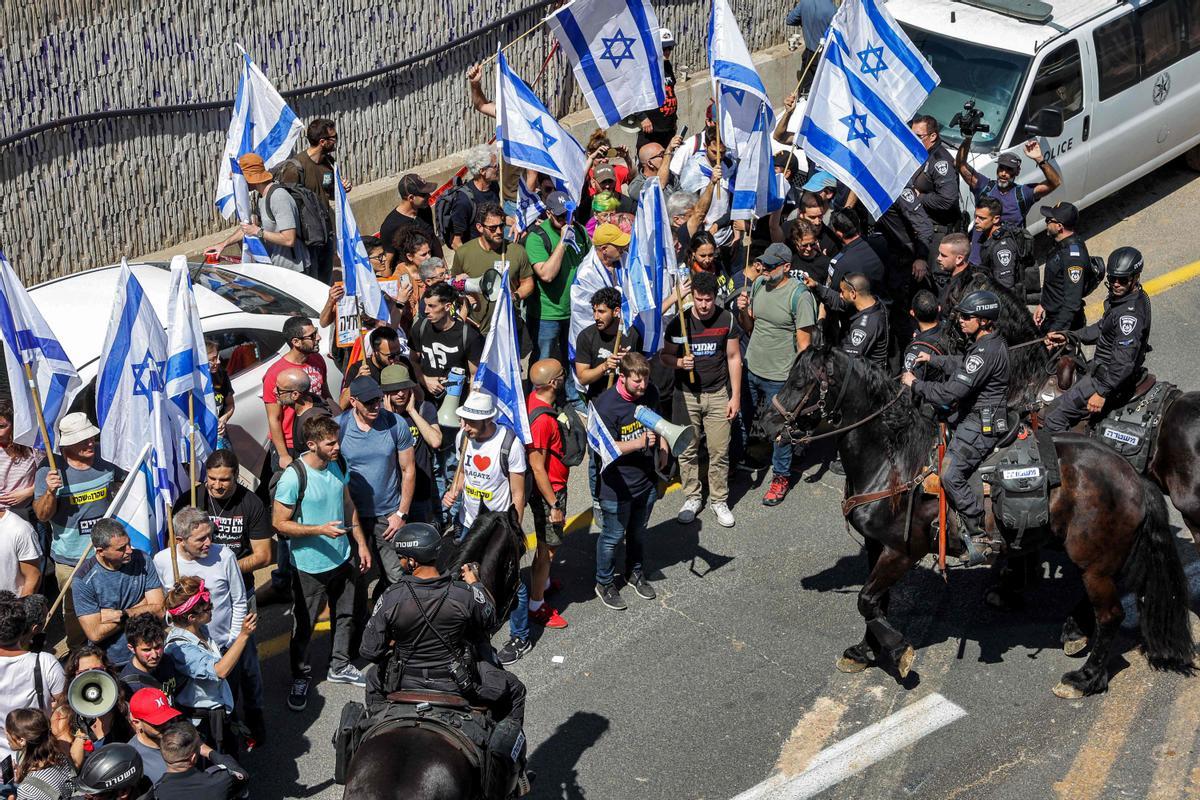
[841,464,936,516]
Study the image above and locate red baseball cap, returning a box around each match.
[130,688,182,726]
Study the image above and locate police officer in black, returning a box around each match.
[1036,202,1089,333]
[804,272,889,369]
[902,291,1009,564]
[972,197,1023,295]
[1042,247,1151,433]
[909,115,962,241]
[903,289,945,380]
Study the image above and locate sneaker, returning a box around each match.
[529,604,568,629]
[287,678,310,712]
[627,571,656,600]
[677,497,702,524]
[762,475,791,506]
[327,664,367,688]
[711,501,735,528]
[594,582,628,611]
[497,636,532,665]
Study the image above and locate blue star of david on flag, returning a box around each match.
[840,108,875,146]
[857,44,888,79]
[131,353,165,412]
[599,29,637,68]
[527,116,558,149]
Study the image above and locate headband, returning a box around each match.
[168,579,211,618]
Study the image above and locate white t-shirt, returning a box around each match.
[0,652,65,762]
[154,544,246,648]
[0,510,41,594]
[455,425,527,529]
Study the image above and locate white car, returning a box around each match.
[26,261,343,489]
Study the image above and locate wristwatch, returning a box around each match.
[397,511,408,522]
[1035,159,1047,167]
[119,609,129,623]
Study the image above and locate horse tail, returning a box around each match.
[1126,477,1196,673]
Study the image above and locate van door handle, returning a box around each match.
[1082,114,1091,141]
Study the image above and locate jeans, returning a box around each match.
[747,371,792,477]
[289,559,365,679]
[534,318,580,405]
[510,579,530,641]
[362,514,403,586]
[230,629,265,713]
[596,486,658,586]
[309,241,335,285]
[678,388,732,504]
[434,434,462,528]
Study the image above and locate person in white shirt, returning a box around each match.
[0,597,63,764]
[0,508,39,597]
[153,507,246,649]
[441,393,526,540]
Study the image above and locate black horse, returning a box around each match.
[761,344,1195,697]
[343,508,526,800]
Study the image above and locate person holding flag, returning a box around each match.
[165,258,218,500]
[213,154,310,273]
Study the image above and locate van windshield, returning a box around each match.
[902,25,1030,152]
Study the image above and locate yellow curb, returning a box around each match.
[1085,258,1200,321]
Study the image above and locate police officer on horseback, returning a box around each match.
[359,522,529,797]
[901,290,1010,565]
[1041,247,1152,433]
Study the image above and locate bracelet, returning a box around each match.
[1035,160,1046,167]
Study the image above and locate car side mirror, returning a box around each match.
[1025,105,1064,139]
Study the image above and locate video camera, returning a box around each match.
[950,100,990,138]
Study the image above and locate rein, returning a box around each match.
[772,384,907,446]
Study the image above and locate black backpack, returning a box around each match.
[433,184,476,247]
[528,404,587,467]
[268,455,348,519]
[269,165,331,248]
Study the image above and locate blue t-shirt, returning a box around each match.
[274,459,351,575]
[73,551,163,666]
[336,409,415,517]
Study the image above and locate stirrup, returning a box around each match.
[958,533,987,566]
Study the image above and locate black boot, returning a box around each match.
[958,514,989,566]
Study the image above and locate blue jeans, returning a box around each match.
[510,579,530,641]
[434,435,462,528]
[747,371,792,477]
[232,630,265,711]
[535,318,580,405]
[596,486,658,586]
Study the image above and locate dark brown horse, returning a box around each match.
[762,345,1195,697]
[343,509,526,799]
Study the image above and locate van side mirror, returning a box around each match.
[1025,105,1064,138]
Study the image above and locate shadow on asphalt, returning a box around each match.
[245,668,332,800]
[527,710,611,800]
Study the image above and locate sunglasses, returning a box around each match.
[479,222,504,232]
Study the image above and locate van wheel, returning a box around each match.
[1186,144,1200,172]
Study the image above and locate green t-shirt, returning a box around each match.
[525,220,587,321]
[452,239,533,334]
[273,459,351,575]
[745,278,819,382]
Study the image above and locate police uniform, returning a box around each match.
[877,187,936,268]
[911,329,1010,520]
[903,323,944,381]
[810,284,889,369]
[1043,286,1152,433]
[1040,234,1090,332]
[826,238,887,293]
[977,228,1022,294]
[918,143,962,232]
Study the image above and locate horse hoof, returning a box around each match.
[1063,637,1089,657]
[896,646,916,679]
[836,656,869,674]
[1052,681,1086,699]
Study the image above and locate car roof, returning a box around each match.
[29,261,244,374]
[890,0,1125,55]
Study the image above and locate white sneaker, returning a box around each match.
[711,501,735,528]
[677,497,703,524]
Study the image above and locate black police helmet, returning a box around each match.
[1106,246,1144,279]
[75,743,144,795]
[956,290,1001,321]
[393,522,441,565]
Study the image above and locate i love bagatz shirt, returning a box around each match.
[455,425,526,528]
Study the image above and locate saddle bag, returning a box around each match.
[1093,381,1171,474]
[333,701,366,785]
[983,430,1059,551]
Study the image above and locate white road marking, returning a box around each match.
[731,693,967,800]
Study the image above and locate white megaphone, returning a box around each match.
[451,269,504,303]
[634,405,696,457]
[67,670,120,719]
[438,367,469,428]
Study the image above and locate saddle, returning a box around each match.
[1091,376,1174,474]
[980,424,1062,553]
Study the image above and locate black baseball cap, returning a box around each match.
[350,376,383,403]
[756,243,793,268]
[545,191,571,216]
[996,152,1022,172]
[398,173,437,197]
[1040,201,1078,229]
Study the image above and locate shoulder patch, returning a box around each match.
[849,328,867,346]
[1118,314,1138,335]
[965,354,984,373]
[1068,265,1082,283]
[371,596,384,616]
[935,161,949,176]
[904,351,916,370]
[997,250,1012,267]
[472,584,487,605]
[901,188,916,203]
[1069,245,1081,257]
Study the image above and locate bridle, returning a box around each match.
[770,362,906,446]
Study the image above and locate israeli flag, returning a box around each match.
[568,248,617,391]
[514,180,548,237]
[586,402,622,473]
[104,443,165,554]
[828,0,939,121]
[547,0,666,129]
[228,157,272,264]
[97,261,188,514]
[496,50,589,203]
[334,164,389,322]
[473,266,533,445]
[0,252,82,451]
[622,181,675,353]
[800,41,928,219]
[165,257,219,468]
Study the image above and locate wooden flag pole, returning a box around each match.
[480,18,551,66]
[166,510,180,584]
[188,394,197,506]
[783,40,826,169]
[674,279,695,384]
[608,329,622,388]
[22,362,58,473]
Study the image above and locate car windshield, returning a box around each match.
[193,266,319,317]
[902,25,1031,152]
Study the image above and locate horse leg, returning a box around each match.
[837,539,882,674]
[851,544,917,679]
[1061,594,1094,657]
[1053,568,1123,698]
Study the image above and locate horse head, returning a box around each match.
[438,509,525,631]
[760,341,853,446]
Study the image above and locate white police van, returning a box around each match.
[891,0,1200,230]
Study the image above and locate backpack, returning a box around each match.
[266,178,331,248]
[1083,255,1106,297]
[268,454,348,520]
[998,223,1037,301]
[749,276,808,319]
[433,184,477,247]
[528,404,587,467]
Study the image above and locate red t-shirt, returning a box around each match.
[262,354,328,448]
[526,393,568,493]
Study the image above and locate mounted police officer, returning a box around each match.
[359,522,528,798]
[901,291,1010,564]
[1036,202,1089,333]
[971,197,1022,295]
[1041,247,1151,433]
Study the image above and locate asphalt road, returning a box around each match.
[242,156,1200,800]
